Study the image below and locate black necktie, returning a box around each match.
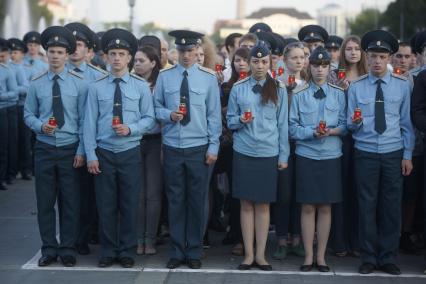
[314,87,326,99]
[252,84,262,94]
[113,78,123,123]
[52,75,65,128]
[74,67,82,72]
[29,59,34,65]
[180,70,190,126]
[375,79,386,134]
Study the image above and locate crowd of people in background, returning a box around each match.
[0,19,426,276]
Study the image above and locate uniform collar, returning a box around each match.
[47,67,68,81]
[249,75,267,86]
[176,63,198,76]
[368,71,391,84]
[309,80,328,91]
[67,61,88,72]
[108,72,130,83]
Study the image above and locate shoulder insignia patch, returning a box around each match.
[292,83,310,95]
[159,64,177,73]
[31,70,48,81]
[391,73,408,81]
[88,63,108,75]
[327,82,344,91]
[198,65,216,76]
[233,76,250,86]
[351,74,368,84]
[68,69,84,79]
[130,73,147,82]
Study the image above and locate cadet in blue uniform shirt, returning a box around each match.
[8,38,32,181]
[347,30,415,276]
[65,22,107,257]
[23,31,48,77]
[84,28,155,269]
[289,46,346,273]
[0,60,18,191]
[154,30,221,270]
[24,26,87,267]
[227,42,289,271]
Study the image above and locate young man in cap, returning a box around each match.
[347,30,414,275]
[24,26,88,267]
[154,29,221,269]
[23,31,48,77]
[8,38,33,181]
[325,35,343,70]
[84,28,155,268]
[298,25,329,52]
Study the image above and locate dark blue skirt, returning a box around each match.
[295,155,342,204]
[232,151,278,203]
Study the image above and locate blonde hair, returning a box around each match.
[200,36,221,70]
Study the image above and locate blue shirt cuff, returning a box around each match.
[403,150,412,160]
[34,120,44,134]
[278,154,288,164]
[207,144,219,156]
[128,123,139,136]
[86,151,98,162]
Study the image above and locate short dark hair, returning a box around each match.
[225,33,242,52]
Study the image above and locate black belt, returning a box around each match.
[142,133,161,141]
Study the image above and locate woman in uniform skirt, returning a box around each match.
[227,42,289,271]
[289,46,346,272]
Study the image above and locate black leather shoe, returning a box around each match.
[359,263,376,274]
[166,258,182,269]
[237,262,253,270]
[119,257,135,268]
[60,255,76,267]
[256,263,272,271]
[38,255,57,267]
[98,257,115,268]
[76,244,90,255]
[317,265,330,272]
[0,183,8,191]
[21,173,32,180]
[379,263,401,275]
[300,263,314,272]
[187,259,202,269]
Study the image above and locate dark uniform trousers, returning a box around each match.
[76,167,97,246]
[163,144,208,261]
[355,149,403,266]
[34,141,80,257]
[94,146,141,259]
[6,105,18,180]
[0,108,8,182]
[17,105,33,176]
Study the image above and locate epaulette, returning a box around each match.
[327,82,344,91]
[31,70,48,81]
[409,66,421,76]
[198,65,216,76]
[391,73,408,81]
[159,64,177,73]
[292,83,309,95]
[233,76,250,86]
[68,69,84,79]
[351,74,368,84]
[0,62,8,68]
[88,63,108,75]
[95,74,109,82]
[130,73,147,82]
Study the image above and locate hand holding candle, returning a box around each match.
[352,107,363,124]
[179,102,187,116]
[338,68,346,80]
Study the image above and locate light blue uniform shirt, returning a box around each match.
[226,76,289,163]
[347,72,415,160]
[66,61,108,83]
[84,72,155,162]
[154,63,222,155]
[23,55,48,79]
[0,63,18,109]
[24,68,88,155]
[289,81,347,160]
[8,61,29,106]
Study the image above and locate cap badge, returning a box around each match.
[116,39,120,44]
[257,52,262,58]
[73,31,77,36]
[318,53,323,59]
[31,36,36,41]
[197,39,202,44]
[256,29,261,32]
[310,32,314,37]
[331,43,335,47]
[12,43,15,47]
[181,38,186,44]
[54,36,59,42]
[377,41,381,46]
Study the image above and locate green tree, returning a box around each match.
[349,8,381,37]
[381,0,426,41]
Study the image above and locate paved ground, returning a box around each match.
[1,178,426,284]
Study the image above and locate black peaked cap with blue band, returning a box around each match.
[250,41,271,58]
[361,30,399,54]
[298,25,329,43]
[168,30,204,51]
[8,38,28,53]
[23,31,42,45]
[249,22,272,33]
[101,28,138,56]
[309,46,331,64]
[65,22,96,49]
[41,26,76,54]
[325,35,343,49]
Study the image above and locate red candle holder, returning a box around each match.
[244,109,252,120]
[239,71,248,80]
[48,117,57,127]
[278,67,284,76]
[215,64,223,72]
[271,70,277,79]
[319,120,326,133]
[338,68,346,80]
[354,107,362,120]
[112,116,121,126]
[288,74,296,85]
[179,103,187,115]
[393,67,402,75]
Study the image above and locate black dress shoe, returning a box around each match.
[38,255,57,267]
[317,265,330,272]
[300,263,314,272]
[359,263,376,274]
[76,244,90,255]
[119,257,135,268]
[187,259,202,269]
[166,258,182,269]
[21,173,32,180]
[98,257,115,268]
[0,183,8,191]
[60,255,76,267]
[237,262,253,270]
[256,263,272,271]
[5,178,14,185]
[379,263,401,275]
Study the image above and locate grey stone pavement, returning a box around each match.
[1,178,426,284]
